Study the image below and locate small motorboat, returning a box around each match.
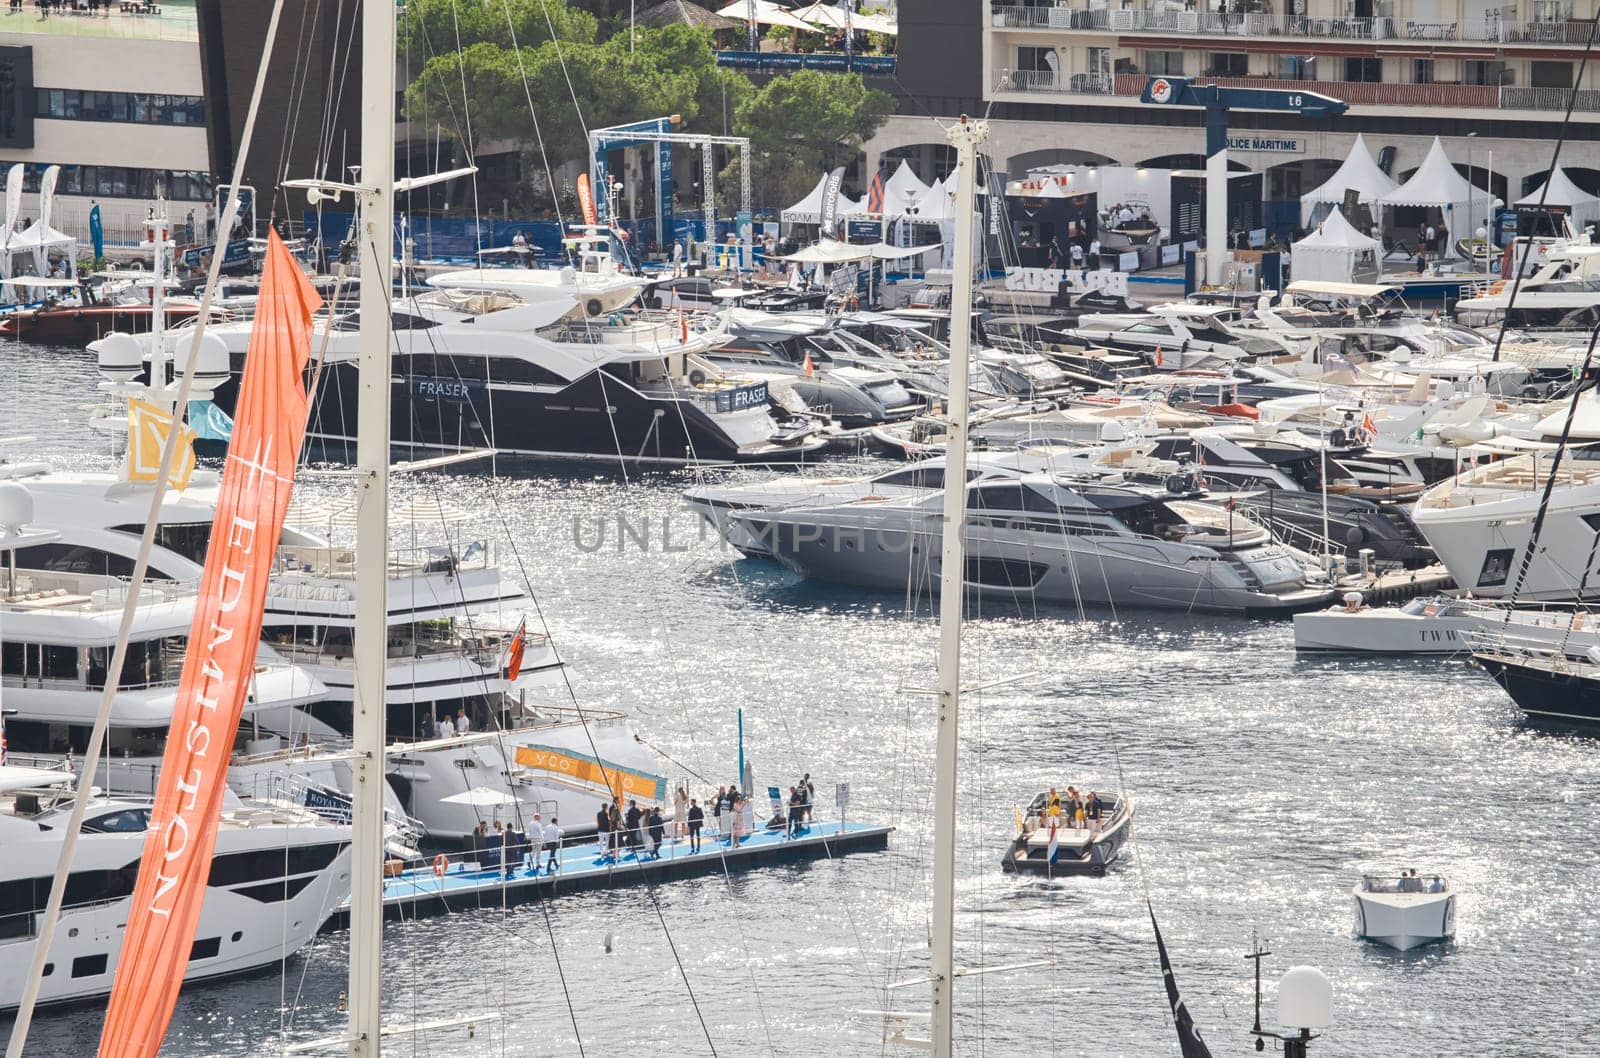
[1352,872,1455,951]
[1293,595,1478,653]
[1001,788,1133,876]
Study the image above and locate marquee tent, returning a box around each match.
[1290,207,1382,284]
[1300,134,1398,225]
[1516,167,1600,233]
[1379,137,1500,246]
[780,171,866,224]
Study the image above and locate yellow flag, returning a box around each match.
[126,397,197,490]
[513,744,665,802]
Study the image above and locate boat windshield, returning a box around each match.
[1362,874,1448,894]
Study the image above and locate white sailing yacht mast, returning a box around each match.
[929,114,987,1058]
[348,0,395,1050]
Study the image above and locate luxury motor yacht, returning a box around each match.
[1412,445,1600,602]
[1070,302,1303,369]
[0,762,353,1010]
[732,473,1334,615]
[146,283,826,466]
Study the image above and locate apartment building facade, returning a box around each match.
[0,15,212,244]
[876,0,1600,229]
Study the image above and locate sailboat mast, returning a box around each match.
[349,0,395,1051]
[930,114,987,1058]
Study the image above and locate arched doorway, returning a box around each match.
[1007,147,1119,175]
[1138,152,1251,172]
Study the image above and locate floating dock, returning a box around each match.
[1337,564,1455,607]
[325,820,893,927]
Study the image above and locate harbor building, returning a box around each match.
[0,8,212,245]
[874,0,1600,231]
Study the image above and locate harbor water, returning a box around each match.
[2,341,1597,1057]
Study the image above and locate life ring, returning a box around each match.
[432,854,448,877]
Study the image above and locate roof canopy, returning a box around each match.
[715,0,820,31]
[780,171,865,224]
[1301,134,1397,211]
[1293,207,1382,252]
[1380,136,1500,212]
[637,0,737,28]
[780,240,941,263]
[882,159,931,215]
[1516,167,1599,209]
[5,220,76,252]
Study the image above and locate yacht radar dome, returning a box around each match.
[0,481,34,533]
[1278,964,1333,1031]
[170,332,231,394]
[90,333,144,384]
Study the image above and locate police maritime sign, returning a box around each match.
[1224,135,1305,154]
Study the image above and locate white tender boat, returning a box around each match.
[1352,873,1455,951]
[1293,596,1478,653]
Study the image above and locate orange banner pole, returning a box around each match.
[96,231,323,1058]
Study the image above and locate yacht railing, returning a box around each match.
[1360,874,1449,894]
[273,539,496,579]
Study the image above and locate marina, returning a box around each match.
[2,0,1600,1054]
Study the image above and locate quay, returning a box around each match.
[324,820,893,927]
[1338,563,1456,606]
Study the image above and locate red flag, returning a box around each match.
[97,231,322,1058]
[803,352,815,377]
[1154,345,1164,368]
[1362,412,1377,438]
[867,167,886,215]
[504,620,528,683]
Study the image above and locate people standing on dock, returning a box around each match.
[673,785,688,841]
[711,785,726,835]
[595,804,612,860]
[741,792,755,841]
[528,813,544,874]
[800,773,815,821]
[648,805,666,858]
[543,817,561,872]
[687,799,704,852]
[608,801,623,857]
[468,820,488,865]
[786,786,803,838]
[625,799,643,854]
[487,820,505,873]
[728,793,745,848]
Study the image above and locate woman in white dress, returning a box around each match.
[672,785,689,841]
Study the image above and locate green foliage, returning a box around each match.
[400,10,896,213]
[399,0,598,55]
[734,69,894,208]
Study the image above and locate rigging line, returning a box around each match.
[500,0,567,230]
[1488,6,1600,365]
[533,880,589,1058]
[314,0,360,182]
[274,0,317,190]
[2,0,292,1047]
[634,731,716,786]
[1503,320,1600,607]
[443,0,489,263]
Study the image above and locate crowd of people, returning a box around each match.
[1028,785,1106,833]
[463,814,564,878]
[589,775,820,863]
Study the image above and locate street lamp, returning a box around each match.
[1467,131,1478,260]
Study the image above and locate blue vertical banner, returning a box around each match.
[736,209,753,270]
[88,203,104,263]
[593,153,612,225]
[657,143,673,250]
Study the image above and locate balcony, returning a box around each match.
[989,3,1594,44]
[1002,71,1600,113]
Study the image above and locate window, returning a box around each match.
[1344,57,1381,82]
[1532,60,1573,88]
[1143,50,1184,76]
[0,47,36,150]
[1476,548,1514,588]
[71,954,108,979]
[190,937,221,961]
[1465,60,1510,86]
[1413,58,1434,84]
[1016,46,1058,73]
[1274,55,1316,80]
[33,88,204,126]
[1207,52,1248,77]
[83,808,151,834]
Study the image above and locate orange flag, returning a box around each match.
[577,172,598,228]
[97,230,322,1058]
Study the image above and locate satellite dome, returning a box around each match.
[1277,965,1332,1030]
[0,481,35,533]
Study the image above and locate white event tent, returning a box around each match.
[1299,134,1397,226]
[780,172,866,224]
[1516,168,1600,233]
[1290,207,1382,283]
[1379,137,1500,245]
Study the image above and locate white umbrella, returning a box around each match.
[790,1,850,27]
[849,10,895,32]
[0,275,79,288]
[715,0,822,31]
